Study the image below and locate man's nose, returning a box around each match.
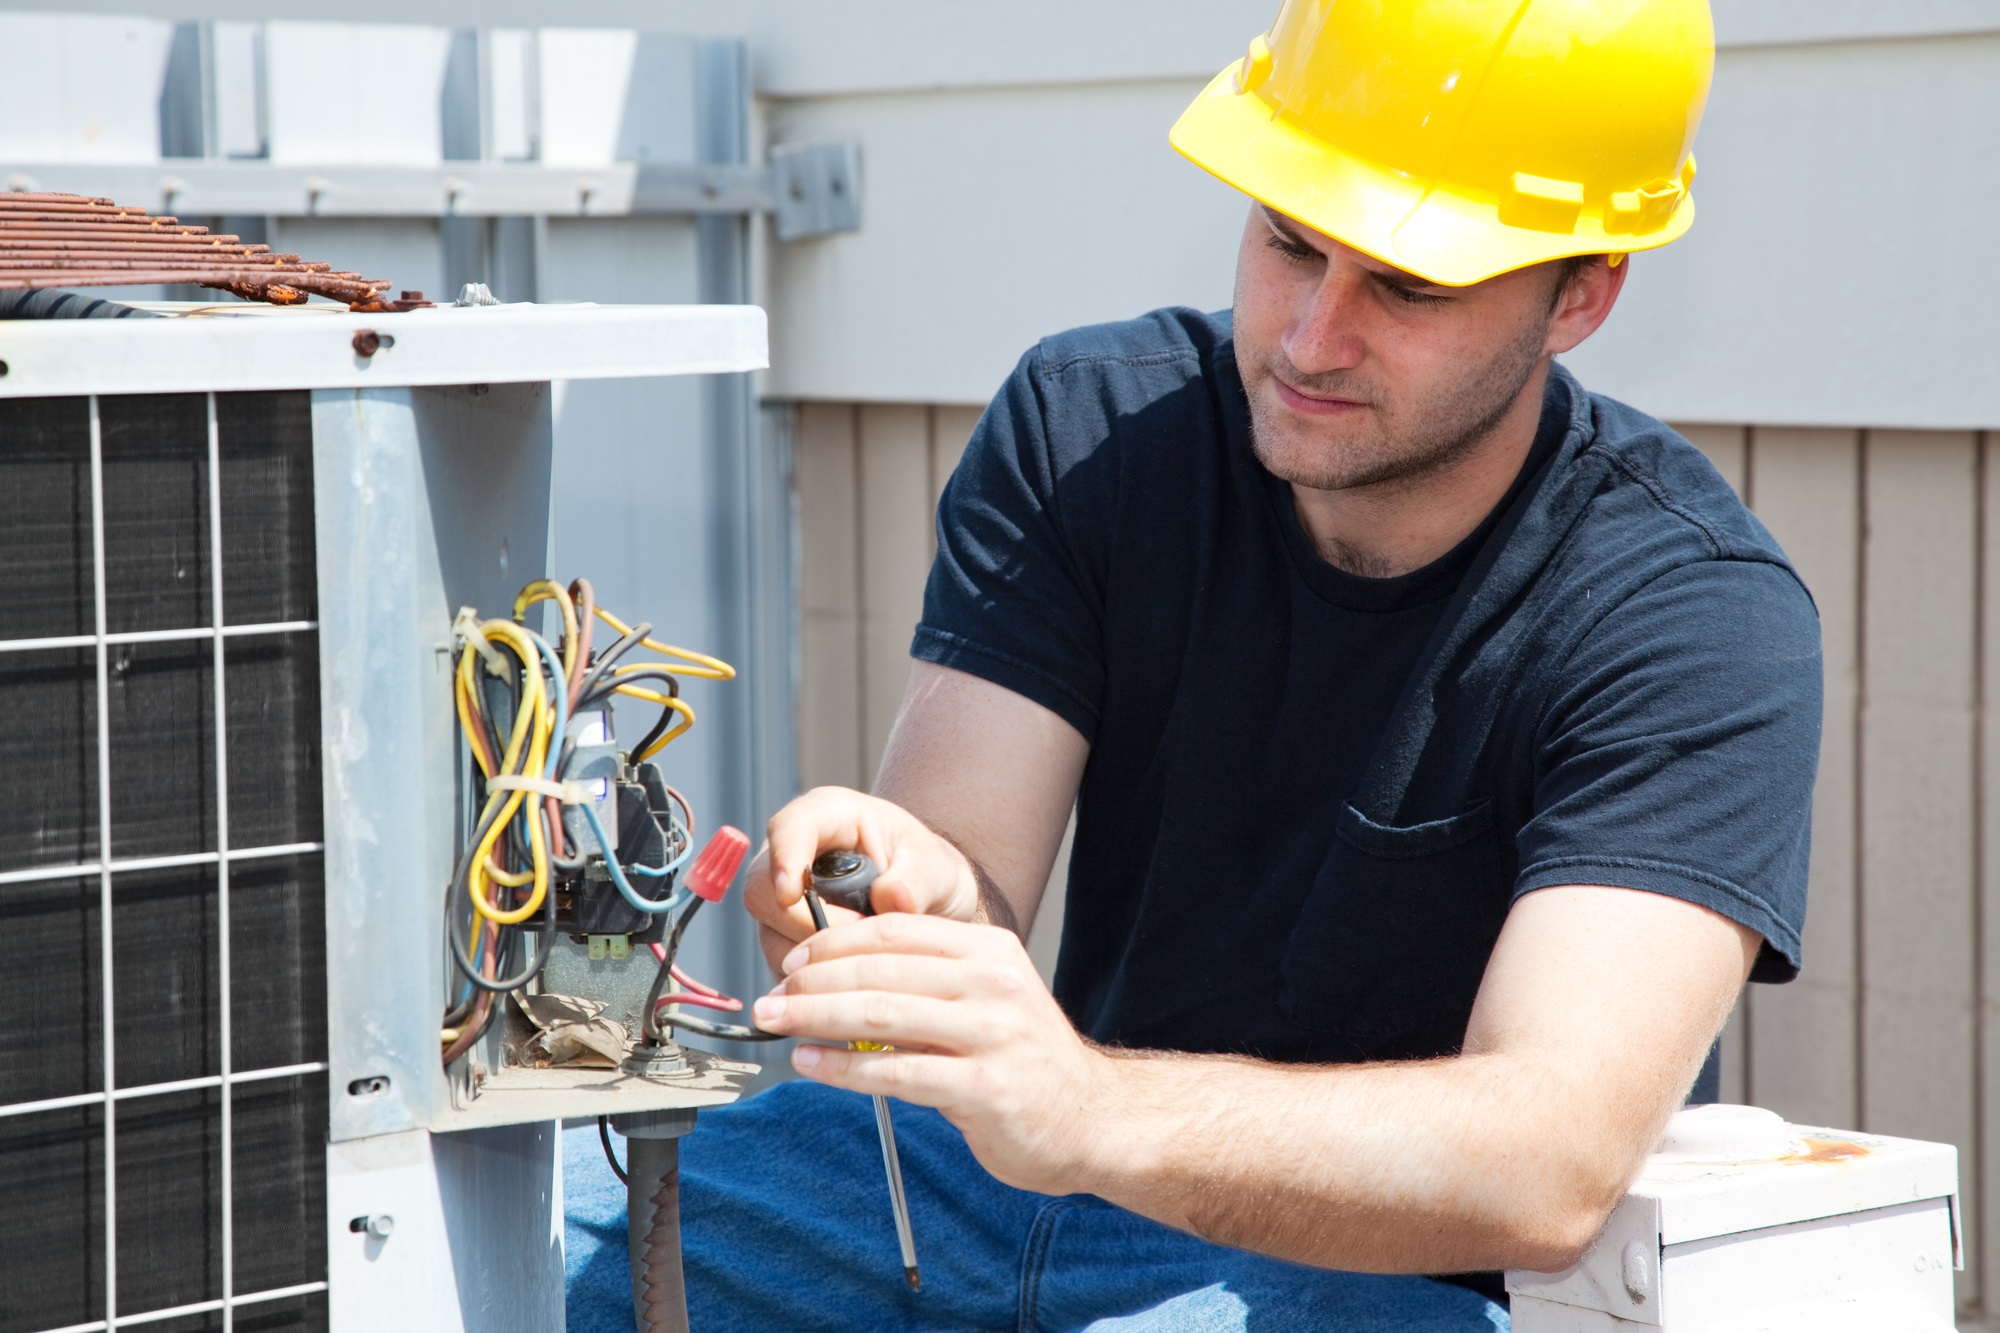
[1281,268,1368,376]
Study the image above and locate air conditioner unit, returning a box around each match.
[0,298,767,1333]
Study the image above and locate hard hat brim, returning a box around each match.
[1169,65,1695,288]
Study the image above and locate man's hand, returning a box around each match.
[742,787,983,975]
[751,881,1758,1276]
[742,662,1089,976]
[751,912,1111,1195]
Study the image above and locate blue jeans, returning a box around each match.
[564,1080,1510,1333]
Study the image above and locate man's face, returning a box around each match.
[1232,204,1583,493]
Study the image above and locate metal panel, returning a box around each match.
[433,1122,564,1332]
[537,29,642,168]
[313,382,554,1140]
[0,13,174,165]
[770,141,862,242]
[1983,430,2000,1312]
[764,77,1242,404]
[1747,429,1863,1130]
[328,1120,565,1333]
[1860,429,1982,1310]
[327,1129,467,1331]
[0,159,780,217]
[694,35,803,1046]
[264,22,453,168]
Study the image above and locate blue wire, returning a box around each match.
[628,835,695,879]
[522,625,568,779]
[580,798,683,915]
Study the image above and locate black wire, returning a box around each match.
[462,665,507,775]
[655,1012,787,1043]
[441,988,479,1030]
[474,648,523,759]
[442,795,557,996]
[618,671,686,760]
[447,876,556,994]
[641,897,702,1043]
[598,1116,630,1184]
[572,622,651,712]
[577,665,679,711]
[638,896,786,1043]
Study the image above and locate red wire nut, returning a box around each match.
[685,826,751,902]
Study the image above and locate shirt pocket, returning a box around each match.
[1278,800,1512,1058]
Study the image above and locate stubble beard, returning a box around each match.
[1243,315,1554,496]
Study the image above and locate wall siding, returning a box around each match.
[796,402,1998,1315]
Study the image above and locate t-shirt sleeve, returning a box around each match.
[1514,558,1821,981]
[911,350,1110,743]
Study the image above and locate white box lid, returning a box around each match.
[0,300,767,397]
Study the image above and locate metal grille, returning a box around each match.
[0,392,329,1333]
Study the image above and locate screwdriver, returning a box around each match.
[805,849,921,1293]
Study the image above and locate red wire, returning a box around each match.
[645,942,736,1001]
[664,784,695,842]
[653,991,743,1013]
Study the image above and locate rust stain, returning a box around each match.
[1790,1137,1870,1165]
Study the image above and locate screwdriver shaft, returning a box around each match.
[803,886,922,1290]
[872,1092,921,1290]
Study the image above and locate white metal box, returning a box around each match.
[1508,1105,1960,1332]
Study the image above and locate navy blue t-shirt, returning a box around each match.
[914,308,1819,1065]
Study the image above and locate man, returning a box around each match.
[568,2,1818,1329]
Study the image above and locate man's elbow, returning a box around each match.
[1490,1160,1633,1274]
[1498,1206,1613,1274]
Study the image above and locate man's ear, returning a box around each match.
[1546,255,1630,356]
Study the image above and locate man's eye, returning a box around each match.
[1385,283,1448,307]
[1263,233,1317,263]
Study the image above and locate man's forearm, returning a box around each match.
[1070,1047,1639,1276]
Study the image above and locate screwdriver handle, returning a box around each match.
[808,849,880,916]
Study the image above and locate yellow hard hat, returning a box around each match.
[1170,0,1715,287]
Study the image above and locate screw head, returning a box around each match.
[352,329,381,357]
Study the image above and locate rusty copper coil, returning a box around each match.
[0,190,429,311]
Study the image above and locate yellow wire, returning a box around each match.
[593,606,736,681]
[606,687,696,760]
[466,620,553,926]
[482,852,534,888]
[637,710,695,761]
[513,579,580,683]
[454,654,492,779]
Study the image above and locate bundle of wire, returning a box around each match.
[439,575,768,1066]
